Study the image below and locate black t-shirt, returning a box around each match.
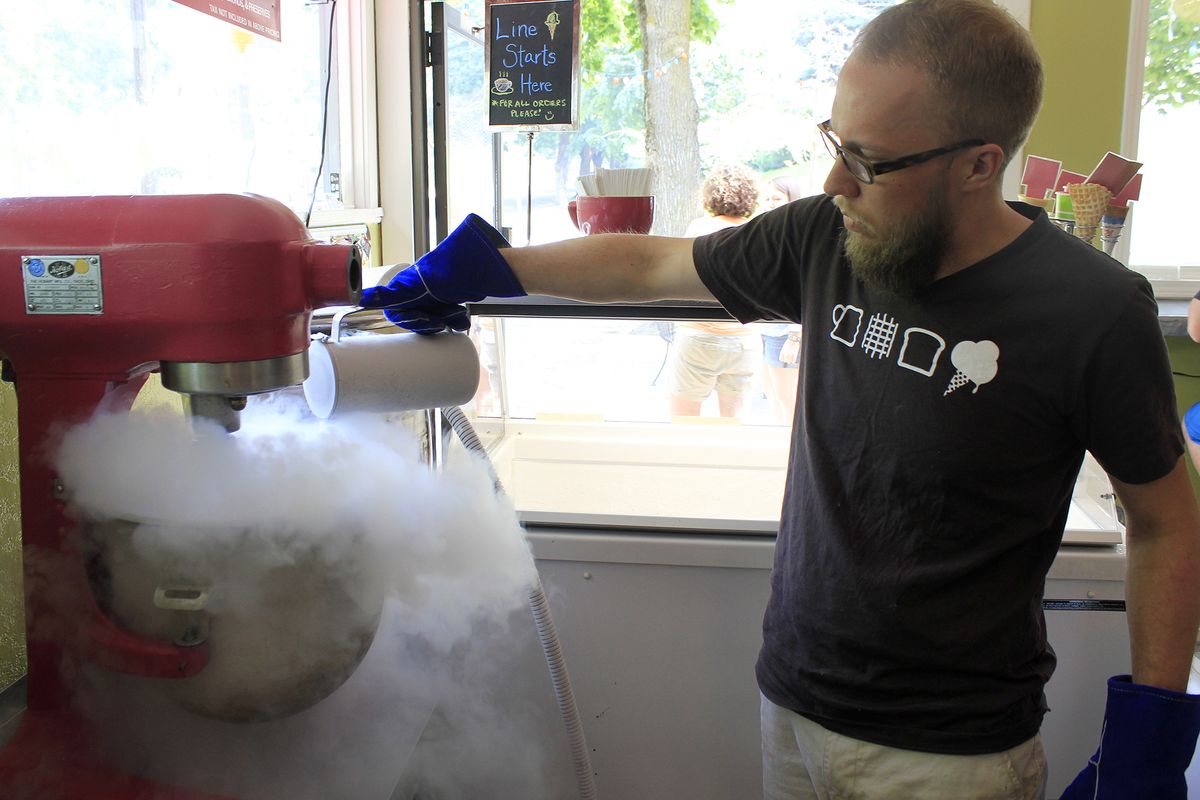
[693,195,1182,754]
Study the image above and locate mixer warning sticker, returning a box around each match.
[22,254,104,315]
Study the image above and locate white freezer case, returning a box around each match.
[488,419,1124,545]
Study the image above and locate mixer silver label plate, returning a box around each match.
[21,254,104,314]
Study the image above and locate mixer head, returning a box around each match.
[162,352,309,432]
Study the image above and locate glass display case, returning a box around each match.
[463,304,1125,546]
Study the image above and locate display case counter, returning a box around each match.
[474,295,1194,337]
[481,418,1124,546]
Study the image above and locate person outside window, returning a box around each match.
[1182,290,1200,473]
[667,163,762,418]
[758,174,808,422]
[361,1,1200,796]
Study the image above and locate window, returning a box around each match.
[0,0,373,226]
[475,317,799,425]
[453,0,905,429]
[1126,0,1200,282]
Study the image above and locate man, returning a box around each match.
[365,1,1200,796]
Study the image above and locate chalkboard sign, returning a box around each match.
[485,0,580,130]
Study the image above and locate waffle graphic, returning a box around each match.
[861,313,898,360]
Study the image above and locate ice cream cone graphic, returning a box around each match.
[545,11,560,40]
[944,369,971,396]
[943,341,999,396]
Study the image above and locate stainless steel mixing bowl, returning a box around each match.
[84,517,385,722]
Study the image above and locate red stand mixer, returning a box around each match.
[0,193,361,799]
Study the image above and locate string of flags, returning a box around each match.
[590,49,688,85]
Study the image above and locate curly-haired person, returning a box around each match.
[663,165,763,417]
[686,163,761,236]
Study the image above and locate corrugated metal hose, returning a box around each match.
[441,405,598,800]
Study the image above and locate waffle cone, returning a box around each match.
[1066,183,1111,227]
[1102,203,1130,223]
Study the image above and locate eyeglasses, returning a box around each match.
[818,120,985,184]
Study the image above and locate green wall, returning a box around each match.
[1027,0,1133,177]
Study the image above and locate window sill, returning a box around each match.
[307,207,383,227]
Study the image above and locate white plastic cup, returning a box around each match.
[303,331,480,419]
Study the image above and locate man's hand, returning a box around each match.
[780,329,802,365]
[361,214,526,333]
[1060,675,1200,799]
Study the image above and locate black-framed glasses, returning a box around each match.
[818,120,985,184]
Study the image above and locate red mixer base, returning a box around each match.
[0,711,235,800]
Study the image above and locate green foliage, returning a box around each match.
[579,0,636,77]
[572,50,646,166]
[580,0,727,81]
[693,53,745,120]
[791,3,889,87]
[536,0,728,174]
[746,146,795,173]
[0,6,133,117]
[690,0,722,46]
[1144,0,1200,110]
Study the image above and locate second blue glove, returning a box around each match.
[361,213,526,333]
[1060,674,1200,800]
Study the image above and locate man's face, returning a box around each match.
[823,54,957,298]
[836,182,950,298]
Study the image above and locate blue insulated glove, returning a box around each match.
[1060,675,1200,799]
[361,213,526,333]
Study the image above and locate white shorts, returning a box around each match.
[761,693,1047,800]
[666,328,759,401]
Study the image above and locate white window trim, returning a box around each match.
[1120,0,1197,299]
[373,0,419,266]
[308,0,383,229]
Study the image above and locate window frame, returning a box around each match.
[307,0,383,229]
[1120,0,1198,299]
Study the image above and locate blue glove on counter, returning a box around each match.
[361,213,526,334]
[1059,675,1200,800]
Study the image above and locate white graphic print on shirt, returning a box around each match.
[898,328,946,377]
[944,340,999,395]
[862,313,898,359]
[827,302,999,396]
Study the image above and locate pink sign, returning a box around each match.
[1112,172,1143,206]
[171,0,281,42]
[1056,170,1088,192]
[1086,152,1142,195]
[1021,155,1061,199]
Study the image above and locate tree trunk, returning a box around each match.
[578,141,592,178]
[636,0,700,236]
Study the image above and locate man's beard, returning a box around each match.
[838,188,951,299]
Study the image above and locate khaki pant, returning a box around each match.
[665,327,759,401]
[761,693,1047,800]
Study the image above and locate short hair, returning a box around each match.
[769,175,806,204]
[854,0,1043,169]
[701,164,759,218]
